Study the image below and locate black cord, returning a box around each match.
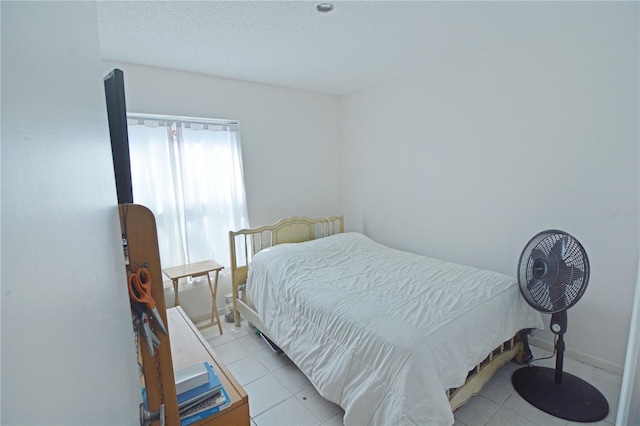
[529,334,558,364]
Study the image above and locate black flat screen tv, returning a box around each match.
[104,68,133,204]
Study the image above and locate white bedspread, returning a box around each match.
[247,232,543,425]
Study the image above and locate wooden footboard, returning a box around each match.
[228,215,344,327]
[449,333,524,411]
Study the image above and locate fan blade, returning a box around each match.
[557,252,584,284]
[555,258,584,307]
[543,276,565,311]
[528,279,554,310]
[573,266,584,282]
[550,237,567,259]
[551,291,567,312]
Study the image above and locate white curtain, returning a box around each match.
[127,116,249,270]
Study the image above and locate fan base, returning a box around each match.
[512,366,609,422]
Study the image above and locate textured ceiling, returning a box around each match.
[97,1,597,96]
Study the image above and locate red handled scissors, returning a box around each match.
[128,268,168,336]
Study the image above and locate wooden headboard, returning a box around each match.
[228,215,344,326]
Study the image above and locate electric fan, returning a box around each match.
[512,230,609,422]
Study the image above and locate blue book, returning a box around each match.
[177,362,223,408]
[179,386,230,426]
[141,362,223,410]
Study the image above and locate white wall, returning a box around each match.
[339,2,639,372]
[1,2,139,424]
[101,61,341,227]
[100,61,341,321]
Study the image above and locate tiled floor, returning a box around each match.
[201,320,622,426]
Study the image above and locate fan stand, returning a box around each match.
[512,333,609,422]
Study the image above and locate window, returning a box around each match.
[126,114,249,271]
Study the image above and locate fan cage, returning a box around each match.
[518,230,590,313]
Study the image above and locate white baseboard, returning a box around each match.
[529,336,624,376]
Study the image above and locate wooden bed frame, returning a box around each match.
[228,215,525,412]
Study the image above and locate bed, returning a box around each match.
[229,216,543,425]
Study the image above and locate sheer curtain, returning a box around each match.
[127,115,249,270]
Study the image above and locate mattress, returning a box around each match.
[247,232,543,425]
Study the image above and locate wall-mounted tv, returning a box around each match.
[103,68,133,204]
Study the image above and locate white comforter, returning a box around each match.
[247,232,543,425]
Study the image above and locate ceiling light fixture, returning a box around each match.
[316,3,334,13]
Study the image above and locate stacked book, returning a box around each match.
[175,362,230,426]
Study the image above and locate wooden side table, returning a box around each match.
[163,260,224,334]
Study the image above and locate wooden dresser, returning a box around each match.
[168,306,249,425]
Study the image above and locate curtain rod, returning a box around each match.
[127,112,239,126]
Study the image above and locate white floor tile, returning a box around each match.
[593,365,623,393]
[454,394,500,426]
[320,410,345,426]
[239,333,272,354]
[213,339,251,365]
[227,354,270,386]
[254,396,321,426]
[295,386,342,423]
[255,346,293,371]
[272,363,313,394]
[244,374,292,418]
[487,407,539,426]
[479,370,514,405]
[203,326,238,347]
